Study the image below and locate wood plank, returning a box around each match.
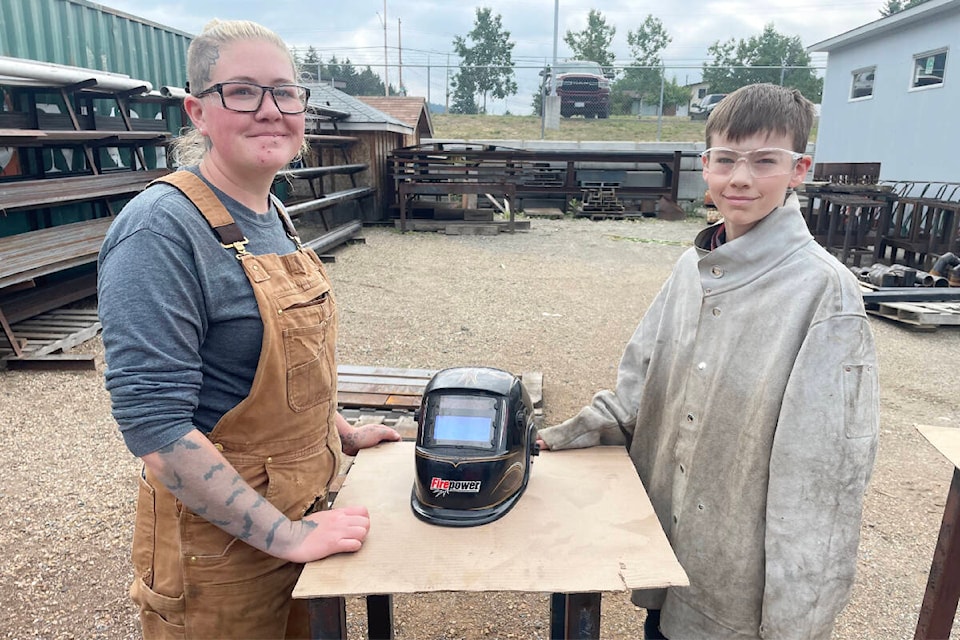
[337,364,438,378]
[0,217,114,289]
[0,168,169,213]
[0,273,97,324]
[3,353,97,371]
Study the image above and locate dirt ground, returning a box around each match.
[1,215,958,639]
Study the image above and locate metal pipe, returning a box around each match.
[930,252,959,278]
[302,220,363,255]
[0,56,152,93]
[159,86,188,99]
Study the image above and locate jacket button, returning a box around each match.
[214,443,224,451]
[266,457,273,464]
[711,265,724,277]
[697,362,706,370]
[712,308,721,317]
[686,413,695,423]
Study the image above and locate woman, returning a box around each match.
[98,19,400,638]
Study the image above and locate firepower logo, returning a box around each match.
[430,477,482,497]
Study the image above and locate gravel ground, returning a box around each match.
[1,215,959,639]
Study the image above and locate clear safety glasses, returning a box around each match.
[701,147,804,178]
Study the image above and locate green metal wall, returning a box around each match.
[0,0,193,90]
[0,0,193,238]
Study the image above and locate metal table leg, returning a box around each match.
[550,592,601,640]
[309,596,347,640]
[915,468,960,640]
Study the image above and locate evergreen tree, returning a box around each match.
[302,46,321,82]
[880,0,931,16]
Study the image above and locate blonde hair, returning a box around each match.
[705,83,815,153]
[172,19,307,166]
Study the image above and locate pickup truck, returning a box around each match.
[553,61,611,119]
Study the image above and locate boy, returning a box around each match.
[537,83,879,639]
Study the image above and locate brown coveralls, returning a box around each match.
[129,172,342,638]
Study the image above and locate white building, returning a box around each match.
[808,0,960,183]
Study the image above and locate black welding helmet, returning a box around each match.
[411,366,539,527]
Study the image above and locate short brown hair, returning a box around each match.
[705,83,815,152]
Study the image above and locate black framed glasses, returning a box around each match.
[194,82,311,114]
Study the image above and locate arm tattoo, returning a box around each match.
[157,438,201,454]
[224,488,244,506]
[165,471,184,492]
[341,431,358,450]
[204,463,225,481]
[264,516,286,550]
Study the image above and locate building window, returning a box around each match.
[912,49,947,89]
[850,67,876,99]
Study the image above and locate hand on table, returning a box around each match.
[341,423,403,456]
[284,505,371,563]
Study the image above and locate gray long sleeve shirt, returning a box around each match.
[98,167,299,457]
[538,196,879,639]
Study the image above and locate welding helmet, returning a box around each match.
[411,366,539,527]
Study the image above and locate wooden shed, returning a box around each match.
[305,85,424,221]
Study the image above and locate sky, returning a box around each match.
[101,0,890,113]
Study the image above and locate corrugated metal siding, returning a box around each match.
[0,0,192,89]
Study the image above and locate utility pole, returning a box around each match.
[427,54,431,106]
[398,18,403,95]
[374,9,388,95]
[551,0,559,95]
[445,53,450,113]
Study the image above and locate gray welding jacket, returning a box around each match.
[538,195,879,640]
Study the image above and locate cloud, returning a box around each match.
[101,0,883,113]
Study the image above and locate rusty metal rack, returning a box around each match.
[389,143,682,219]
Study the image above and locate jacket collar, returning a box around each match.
[693,193,814,294]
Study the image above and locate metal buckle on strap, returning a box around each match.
[221,237,251,259]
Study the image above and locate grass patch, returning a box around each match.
[431,114,818,144]
[604,234,692,247]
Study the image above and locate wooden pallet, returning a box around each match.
[866,300,960,330]
[336,364,543,422]
[0,308,100,368]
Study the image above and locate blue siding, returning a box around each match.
[815,6,960,183]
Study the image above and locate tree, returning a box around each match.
[531,65,551,116]
[880,0,932,16]
[301,46,321,81]
[611,15,676,114]
[450,7,518,114]
[702,24,822,103]
[563,9,616,69]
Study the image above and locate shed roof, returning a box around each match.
[354,96,434,138]
[808,0,960,52]
[305,84,412,135]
